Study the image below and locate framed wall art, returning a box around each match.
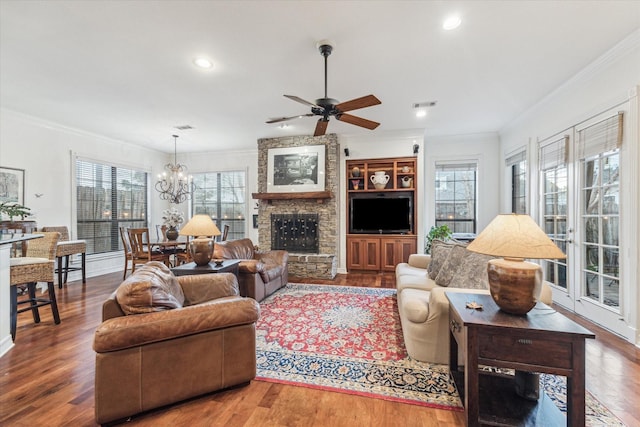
[0,166,25,204]
[266,145,325,193]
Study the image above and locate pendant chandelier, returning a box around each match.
[155,135,193,204]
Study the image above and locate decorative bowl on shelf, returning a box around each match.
[213,259,224,266]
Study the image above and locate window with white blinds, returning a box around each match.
[76,159,148,254]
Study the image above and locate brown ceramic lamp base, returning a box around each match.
[190,238,214,266]
[487,258,543,315]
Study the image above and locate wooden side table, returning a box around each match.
[446,292,595,427]
[171,259,240,278]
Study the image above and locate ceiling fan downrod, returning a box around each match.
[318,42,332,99]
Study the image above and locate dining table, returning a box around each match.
[150,238,189,267]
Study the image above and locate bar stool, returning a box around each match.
[10,231,61,341]
[42,226,87,288]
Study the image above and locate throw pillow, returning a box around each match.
[427,239,458,280]
[434,244,469,287]
[116,261,185,315]
[448,251,495,290]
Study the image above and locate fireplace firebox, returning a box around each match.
[271,213,319,253]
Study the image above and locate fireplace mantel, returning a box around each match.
[252,191,333,204]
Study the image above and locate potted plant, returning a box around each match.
[161,207,184,240]
[424,225,452,254]
[0,202,32,222]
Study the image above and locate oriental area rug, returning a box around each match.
[255,284,624,426]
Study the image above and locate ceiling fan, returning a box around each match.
[266,41,381,137]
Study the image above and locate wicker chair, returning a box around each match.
[42,226,86,288]
[9,231,62,341]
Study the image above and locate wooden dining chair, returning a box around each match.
[9,231,61,341]
[119,226,134,279]
[127,228,171,272]
[221,224,230,241]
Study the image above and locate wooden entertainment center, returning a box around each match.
[346,157,417,272]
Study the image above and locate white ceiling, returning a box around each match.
[1,1,639,153]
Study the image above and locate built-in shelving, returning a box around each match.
[346,157,417,272]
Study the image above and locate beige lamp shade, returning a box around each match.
[179,215,221,238]
[467,214,566,260]
[467,214,565,316]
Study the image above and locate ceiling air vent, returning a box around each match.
[174,125,194,130]
[412,101,437,109]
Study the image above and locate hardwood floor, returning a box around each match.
[1,271,638,426]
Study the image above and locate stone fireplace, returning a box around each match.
[255,134,339,279]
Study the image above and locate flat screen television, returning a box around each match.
[349,192,413,234]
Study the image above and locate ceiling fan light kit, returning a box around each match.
[267,40,381,137]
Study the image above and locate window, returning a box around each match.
[191,171,246,240]
[434,162,477,233]
[506,150,526,214]
[76,159,148,254]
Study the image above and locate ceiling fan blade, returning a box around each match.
[284,95,320,108]
[336,95,381,112]
[314,118,329,137]
[337,113,380,130]
[266,113,314,124]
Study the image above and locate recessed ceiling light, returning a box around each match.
[443,14,462,30]
[193,57,213,69]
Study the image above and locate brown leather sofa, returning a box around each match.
[93,261,260,425]
[213,238,288,302]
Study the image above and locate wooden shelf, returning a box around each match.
[252,191,333,204]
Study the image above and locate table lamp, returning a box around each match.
[178,214,221,266]
[466,213,566,315]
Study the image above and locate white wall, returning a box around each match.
[499,30,640,346]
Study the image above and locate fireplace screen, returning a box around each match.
[271,213,319,253]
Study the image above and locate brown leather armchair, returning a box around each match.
[213,238,288,302]
[93,262,260,425]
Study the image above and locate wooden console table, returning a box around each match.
[446,292,595,426]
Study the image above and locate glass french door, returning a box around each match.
[539,135,572,308]
[539,107,627,337]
